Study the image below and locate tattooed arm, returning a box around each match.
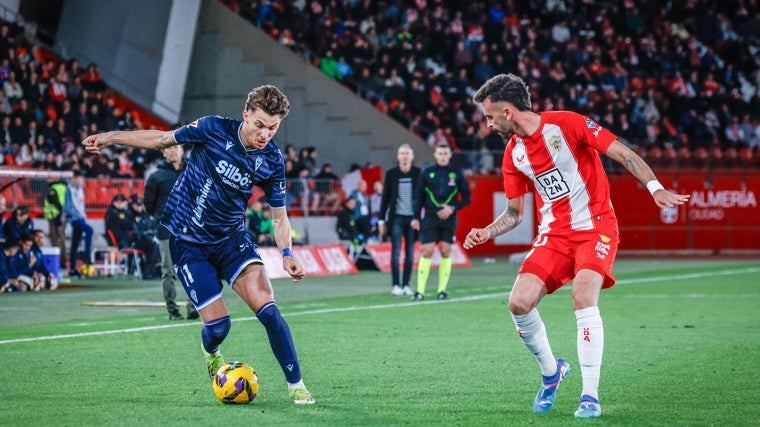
[605,140,690,208]
[604,140,658,184]
[463,196,524,249]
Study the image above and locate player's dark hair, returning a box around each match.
[473,73,532,111]
[245,85,290,118]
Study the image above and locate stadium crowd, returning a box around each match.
[224,0,760,171]
[0,2,757,177]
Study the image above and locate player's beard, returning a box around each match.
[495,123,515,140]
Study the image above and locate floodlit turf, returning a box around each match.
[1,258,758,426]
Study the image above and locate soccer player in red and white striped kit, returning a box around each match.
[465,74,689,418]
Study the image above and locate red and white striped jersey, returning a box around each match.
[502,111,619,235]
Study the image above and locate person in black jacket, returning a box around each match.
[104,194,134,248]
[144,144,198,321]
[411,143,471,301]
[127,194,161,279]
[2,205,34,245]
[377,144,421,297]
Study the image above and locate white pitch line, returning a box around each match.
[1,267,757,346]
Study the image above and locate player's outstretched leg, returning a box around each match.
[201,316,230,379]
[256,302,315,404]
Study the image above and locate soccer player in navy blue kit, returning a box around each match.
[82,85,314,404]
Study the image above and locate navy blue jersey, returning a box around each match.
[165,115,287,244]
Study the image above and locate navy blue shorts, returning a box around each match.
[169,231,263,309]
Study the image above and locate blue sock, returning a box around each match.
[201,316,231,353]
[256,302,301,383]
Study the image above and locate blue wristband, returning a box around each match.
[282,248,293,258]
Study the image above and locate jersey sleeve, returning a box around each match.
[173,116,214,145]
[501,140,532,199]
[263,150,288,209]
[570,112,618,153]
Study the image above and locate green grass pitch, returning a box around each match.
[1,258,758,426]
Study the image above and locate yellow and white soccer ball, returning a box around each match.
[212,361,259,404]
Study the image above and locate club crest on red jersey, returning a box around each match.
[549,135,562,152]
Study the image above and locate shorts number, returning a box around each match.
[180,264,195,283]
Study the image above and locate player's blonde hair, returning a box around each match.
[245,85,290,118]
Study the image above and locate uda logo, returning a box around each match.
[255,156,263,171]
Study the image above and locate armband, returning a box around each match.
[282,248,293,258]
[378,220,385,225]
[646,180,664,196]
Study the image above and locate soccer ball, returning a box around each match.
[212,361,259,404]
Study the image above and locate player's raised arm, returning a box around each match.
[82,129,177,154]
[464,196,524,249]
[604,140,690,209]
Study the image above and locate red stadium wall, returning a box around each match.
[457,173,760,256]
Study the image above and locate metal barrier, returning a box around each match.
[0,169,345,216]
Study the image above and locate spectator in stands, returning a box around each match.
[2,205,34,245]
[3,70,22,103]
[81,62,105,93]
[349,179,373,242]
[0,194,6,242]
[12,233,42,291]
[411,143,471,302]
[297,146,318,175]
[369,180,384,240]
[64,169,93,277]
[43,178,68,269]
[0,239,20,292]
[253,202,277,247]
[378,144,420,296]
[246,199,265,242]
[291,165,320,213]
[314,162,343,213]
[336,197,363,247]
[128,194,160,279]
[31,229,57,290]
[144,143,197,320]
[282,144,299,166]
[105,193,133,248]
[0,116,10,146]
[9,116,29,144]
